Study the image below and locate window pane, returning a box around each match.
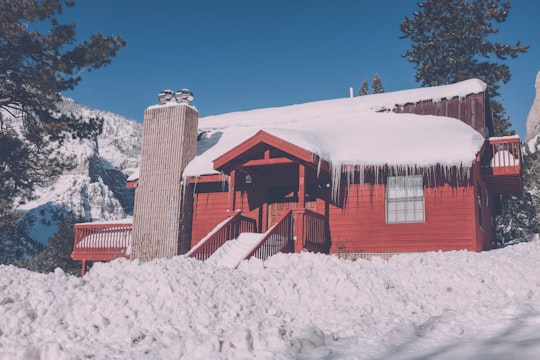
[386,175,424,223]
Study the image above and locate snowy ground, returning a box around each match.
[1,238,540,360]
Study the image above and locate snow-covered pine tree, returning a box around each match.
[358,79,369,96]
[371,73,384,94]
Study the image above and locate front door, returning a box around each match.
[268,186,316,227]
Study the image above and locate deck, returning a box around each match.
[71,219,133,275]
[480,136,523,195]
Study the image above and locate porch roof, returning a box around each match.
[184,79,486,179]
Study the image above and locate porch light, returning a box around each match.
[244,174,253,185]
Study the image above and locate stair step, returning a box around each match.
[205,232,264,268]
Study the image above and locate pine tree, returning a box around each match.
[0,0,126,211]
[371,73,384,94]
[19,213,82,275]
[400,0,528,136]
[358,79,369,96]
[0,210,43,265]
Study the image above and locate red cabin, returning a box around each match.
[72,79,523,273]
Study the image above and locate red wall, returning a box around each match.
[472,163,496,251]
[394,93,491,137]
[190,172,497,254]
[326,181,485,254]
[191,188,260,247]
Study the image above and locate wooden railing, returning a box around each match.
[71,221,133,276]
[244,210,294,261]
[294,209,328,253]
[480,136,522,175]
[72,222,133,259]
[186,211,257,261]
[479,136,523,195]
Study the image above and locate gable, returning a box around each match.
[213,130,329,175]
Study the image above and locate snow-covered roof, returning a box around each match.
[184,79,486,178]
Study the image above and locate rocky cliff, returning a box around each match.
[8,98,142,246]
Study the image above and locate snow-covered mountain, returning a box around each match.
[6,98,142,246]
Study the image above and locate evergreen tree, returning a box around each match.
[19,212,82,275]
[0,0,126,211]
[0,210,43,264]
[358,79,369,96]
[400,0,528,136]
[371,73,384,94]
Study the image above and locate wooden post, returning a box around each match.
[295,164,306,253]
[81,260,86,277]
[299,164,306,208]
[294,210,305,253]
[261,202,268,232]
[229,169,236,211]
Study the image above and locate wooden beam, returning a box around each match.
[229,169,236,211]
[242,157,297,167]
[299,163,306,209]
[213,131,315,171]
[187,174,227,184]
[262,202,268,232]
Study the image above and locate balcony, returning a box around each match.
[71,220,133,275]
[480,136,523,195]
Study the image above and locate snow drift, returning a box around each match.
[1,238,539,359]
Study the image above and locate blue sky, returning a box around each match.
[61,1,539,137]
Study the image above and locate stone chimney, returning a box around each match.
[131,89,198,261]
[525,71,540,142]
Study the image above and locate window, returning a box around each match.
[386,175,424,223]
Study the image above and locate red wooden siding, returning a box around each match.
[394,93,492,137]
[326,181,482,254]
[191,190,230,247]
[191,173,498,256]
[472,162,497,251]
[191,188,262,246]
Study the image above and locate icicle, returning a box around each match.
[359,165,365,188]
[219,172,229,192]
[316,155,322,178]
[346,165,355,194]
[330,163,342,203]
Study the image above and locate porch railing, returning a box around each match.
[243,210,294,262]
[479,136,523,195]
[480,136,522,175]
[72,222,133,259]
[186,211,257,261]
[294,209,328,253]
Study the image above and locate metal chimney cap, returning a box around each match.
[175,89,194,104]
[158,89,174,104]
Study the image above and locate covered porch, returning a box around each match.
[189,130,334,256]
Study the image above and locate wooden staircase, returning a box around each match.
[187,208,329,267]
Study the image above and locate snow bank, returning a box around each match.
[1,238,539,359]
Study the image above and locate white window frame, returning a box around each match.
[386,175,425,224]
